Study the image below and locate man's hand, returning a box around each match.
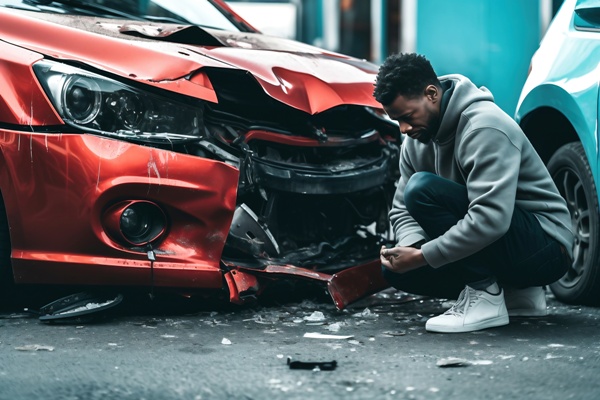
[380,245,427,274]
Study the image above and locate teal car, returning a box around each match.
[516,0,600,304]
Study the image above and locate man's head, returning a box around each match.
[373,53,442,143]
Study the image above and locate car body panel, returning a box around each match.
[0,1,395,309]
[223,260,389,310]
[515,0,600,198]
[0,131,238,288]
[515,0,600,304]
[0,41,62,126]
[0,7,379,115]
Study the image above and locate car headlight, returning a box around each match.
[33,60,204,144]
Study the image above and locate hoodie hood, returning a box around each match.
[436,74,495,144]
[0,8,380,114]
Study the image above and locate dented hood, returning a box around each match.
[0,8,381,114]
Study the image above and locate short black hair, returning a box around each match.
[373,53,441,106]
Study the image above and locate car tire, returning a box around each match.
[547,142,600,305]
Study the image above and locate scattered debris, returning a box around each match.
[436,357,494,368]
[287,357,337,371]
[382,330,406,337]
[0,312,35,319]
[436,357,470,367]
[326,322,342,332]
[470,360,494,365]
[303,311,326,322]
[15,344,55,352]
[498,355,515,360]
[303,332,353,340]
[221,338,232,345]
[38,292,123,324]
[352,308,378,319]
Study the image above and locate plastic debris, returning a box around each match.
[15,344,55,352]
[287,356,337,371]
[471,360,494,365]
[436,357,470,367]
[327,323,341,332]
[303,311,326,322]
[38,292,123,323]
[303,332,353,339]
[352,308,378,319]
[382,330,406,337]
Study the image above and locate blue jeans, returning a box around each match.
[382,172,570,298]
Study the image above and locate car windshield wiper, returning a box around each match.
[23,0,147,20]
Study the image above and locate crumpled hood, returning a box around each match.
[0,8,381,114]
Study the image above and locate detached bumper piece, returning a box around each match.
[223,260,389,310]
[38,292,123,324]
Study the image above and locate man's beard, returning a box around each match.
[416,130,433,144]
[416,115,441,144]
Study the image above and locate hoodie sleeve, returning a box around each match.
[420,126,520,267]
[389,144,430,246]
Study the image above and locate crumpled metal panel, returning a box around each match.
[204,48,380,113]
[223,260,390,310]
[0,131,239,288]
[0,8,379,114]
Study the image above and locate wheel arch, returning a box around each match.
[519,104,600,207]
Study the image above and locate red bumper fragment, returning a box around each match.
[223,260,390,310]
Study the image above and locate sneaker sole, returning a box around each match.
[508,309,548,317]
[426,315,509,333]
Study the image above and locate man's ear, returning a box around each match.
[425,85,439,102]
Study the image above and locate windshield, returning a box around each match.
[1,0,250,31]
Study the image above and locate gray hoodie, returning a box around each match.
[389,74,574,268]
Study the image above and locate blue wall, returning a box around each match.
[416,0,542,114]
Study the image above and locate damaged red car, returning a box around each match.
[0,0,400,309]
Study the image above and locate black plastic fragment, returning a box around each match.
[38,292,123,324]
[287,357,337,370]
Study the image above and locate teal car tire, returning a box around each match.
[547,142,600,305]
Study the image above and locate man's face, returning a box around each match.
[383,85,441,144]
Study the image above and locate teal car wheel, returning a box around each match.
[547,142,600,305]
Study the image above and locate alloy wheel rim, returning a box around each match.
[554,167,589,289]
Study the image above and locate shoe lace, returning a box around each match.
[444,287,479,316]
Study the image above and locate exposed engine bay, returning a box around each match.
[194,69,401,272]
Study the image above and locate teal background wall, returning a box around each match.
[415,0,542,114]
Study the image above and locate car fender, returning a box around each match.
[0,40,62,126]
[516,82,600,189]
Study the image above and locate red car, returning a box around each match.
[0,0,400,309]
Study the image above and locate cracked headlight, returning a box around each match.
[33,60,204,144]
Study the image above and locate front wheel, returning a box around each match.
[547,142,600,304]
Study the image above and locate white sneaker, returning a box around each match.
[504,286,547,317]
[426,283,509,333]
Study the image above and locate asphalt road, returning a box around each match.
[0,285,599,400]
